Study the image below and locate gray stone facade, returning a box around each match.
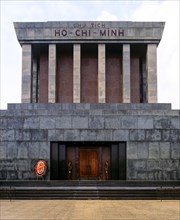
[0,103,179,180]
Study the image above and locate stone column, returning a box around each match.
[32,58,38,103]
[73,44,81,103]
[21,44,32,103]
[146,44,157,103]
[122,44,131,103]
[48,44,56,103]
[98,44,106,103]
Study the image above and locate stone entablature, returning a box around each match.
[0,103,179,180]
[14,21,165,43]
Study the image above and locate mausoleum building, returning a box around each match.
[0,21,179,181]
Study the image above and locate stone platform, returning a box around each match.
[0,103,179,181]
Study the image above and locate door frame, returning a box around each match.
[50,142,126,180]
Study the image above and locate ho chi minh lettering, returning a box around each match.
[54,28,125,38]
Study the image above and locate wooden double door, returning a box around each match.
[50,142,126,180]
[79,149,98,179]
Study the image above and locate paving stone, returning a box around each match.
[1,199,180,220]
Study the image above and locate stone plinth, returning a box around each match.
[0,103,179,180]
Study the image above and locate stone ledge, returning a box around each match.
[7,103,172,111]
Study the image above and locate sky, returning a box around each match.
[0,0,179,109]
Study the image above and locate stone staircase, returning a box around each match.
[0,180,179,200]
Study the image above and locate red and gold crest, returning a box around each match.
[35,160,47,177]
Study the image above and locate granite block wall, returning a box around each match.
[0,103,179,180]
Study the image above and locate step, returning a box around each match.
[1,186,180,200]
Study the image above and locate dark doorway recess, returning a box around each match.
[50,142,126,180]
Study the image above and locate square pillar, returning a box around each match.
[122,44,131,103]
[73,44,81,103]
[98,44,106,103]
[146,44,157,103]
[21,44,32,103]
[32,57,38,103]
[48,44,56,103]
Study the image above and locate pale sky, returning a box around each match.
[0,0,179,109]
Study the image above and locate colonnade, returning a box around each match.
[21,43,157,103]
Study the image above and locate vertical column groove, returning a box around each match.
[73,44,81,103]
[98,44,106,103]
[123,44,131,103]
[146,44,157,103]
[48,44,56,103]
[21,44,32,103]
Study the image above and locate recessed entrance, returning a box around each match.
[50,142,126,180]
[80,149,98,179]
